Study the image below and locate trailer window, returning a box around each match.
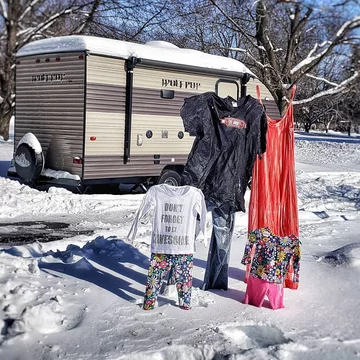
[215,80,239,100]
[160,89,175,99]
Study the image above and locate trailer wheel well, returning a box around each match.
[156,166,184,186]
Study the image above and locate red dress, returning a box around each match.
[245,85,300,289]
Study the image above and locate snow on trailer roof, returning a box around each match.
[16,35,254,77]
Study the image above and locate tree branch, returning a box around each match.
[294,71,359,105]
[73,0,101,34]
[0,0,7,20]
[290,15,360,80]
[128,1,168,40]
[20,7,76,45]
[18,0,41,22]
[228,46,275,70]
[283,5,313,75]
[208,0,261,51]
[305,73,339,87]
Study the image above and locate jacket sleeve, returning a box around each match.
[292,241,301,283]
[194,189,208,246]
[241,229,259,265]
[181,93,211,136]
[180,93,227,190]
[245,103,267,181]
[127,188,155,242]
[235,98,267,211]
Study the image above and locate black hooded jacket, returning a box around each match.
[180,92,267,212]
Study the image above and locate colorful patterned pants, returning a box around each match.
[144,253,193,310]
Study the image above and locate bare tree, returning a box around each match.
[0,0,101,140]
[2,0,359,140]
[295,96,345,133]
[206,0,360,115]
[0,0,168,141]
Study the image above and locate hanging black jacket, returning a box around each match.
[180,92,267,212]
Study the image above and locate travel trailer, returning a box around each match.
[8,35,279,192]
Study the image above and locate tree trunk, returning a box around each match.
[347,121,351,136]
[0,111,12,141]
[278,96,289,117]
[0,0,19,141]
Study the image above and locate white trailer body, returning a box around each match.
[9,36,279,190]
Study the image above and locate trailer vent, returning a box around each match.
[154,155,160,164]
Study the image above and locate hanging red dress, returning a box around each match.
[245,85,300,289]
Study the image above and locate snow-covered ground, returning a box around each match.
[1,120,360,360]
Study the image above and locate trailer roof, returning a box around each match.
[17,36,254,77]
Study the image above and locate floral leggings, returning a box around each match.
[143,253,193,310]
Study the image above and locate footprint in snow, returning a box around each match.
[217,323,291,349]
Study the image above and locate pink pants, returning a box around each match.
[244,276,284,310]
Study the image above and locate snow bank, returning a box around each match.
[318,242,360,267]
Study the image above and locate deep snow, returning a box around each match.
[0,119,360,360]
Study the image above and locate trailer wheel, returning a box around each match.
[14,134,44,184]
[157,170,181,187]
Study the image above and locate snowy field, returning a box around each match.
[0,119,360,360]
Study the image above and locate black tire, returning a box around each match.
[157,170,181,186]
[14,142,44,183]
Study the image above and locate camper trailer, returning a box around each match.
[8,36,278,192]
